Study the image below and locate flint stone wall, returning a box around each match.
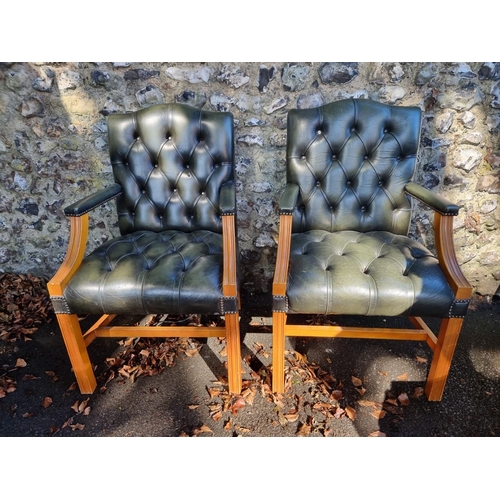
[1,62,499,296]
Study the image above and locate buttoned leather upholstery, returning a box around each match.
[287,99,420,234]
[277,99,463,318]
[286,230,457,317]
[64,103,236,316]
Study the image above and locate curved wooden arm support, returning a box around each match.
[47,214,89,297]
[433,213,472,300]
[272,214,293,297]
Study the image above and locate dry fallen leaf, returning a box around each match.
[41,397,52,408]
[192,424,213,436]
[296,422,311,436]
[396,372,408,381]
[412,387,425,399]
[331,389,343,401]
[368,431,387,437]
[15,358,27,368]
[234,425,251,434]
[188,404,200,410]
[231,397,246,416]
[370,409,387,420]
[416,356,428,363]
[78,398,90,413]
[283,411,300,422]
[351,376,363,387]
[345,405,357,421]
[242,387,257,405]
[397,392,410,406]
[334,407,345,419]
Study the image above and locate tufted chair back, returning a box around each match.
[108,103,234,235]
[286,99,422,235]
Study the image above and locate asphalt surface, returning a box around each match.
[1,290,499,438]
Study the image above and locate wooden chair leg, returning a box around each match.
[56,313,97,394]
[225,312,242,395]
[425,317,464,401]
[272,311,287,393]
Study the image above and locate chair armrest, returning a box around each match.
[220,183,236,215]
[405,182,459,216]
[279,183,300,214]
[64,184,123,217]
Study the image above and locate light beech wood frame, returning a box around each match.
[272,211,472,401]
[48,212,242,395]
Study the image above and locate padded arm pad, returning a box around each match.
[405,182,459,216]
[64,184,123,217]
[220,182,236,215]
[279,183,300,214]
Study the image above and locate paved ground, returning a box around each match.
[1,290,499,438]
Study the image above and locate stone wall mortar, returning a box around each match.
[1,62,499,296]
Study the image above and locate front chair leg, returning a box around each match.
[425,317,464,401]
[272,311,287,393]
[56,313,97,394]
[225,312,242,395]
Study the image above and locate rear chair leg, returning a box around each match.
[56,313,97,394]
[272,311,287,393]
[426,317,464,401]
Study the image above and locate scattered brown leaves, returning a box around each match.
[0,273,54,341]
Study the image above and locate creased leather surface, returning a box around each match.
[286,230,456,317]
[286,99,421,235]
[65,230,224,315]
[107,103,234,235]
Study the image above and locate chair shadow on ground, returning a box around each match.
[282,301,500,437]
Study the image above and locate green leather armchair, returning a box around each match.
[272,98,472,401]
[48,103,242,395]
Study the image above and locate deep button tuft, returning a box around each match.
[360,206,366,212]
[332,154,337,160]
[316,181,321,187]
[378,180,384,187]
[364,155,368,160]
[301,155,306,160]
[317,130,322,135]
[346,180,352,187]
